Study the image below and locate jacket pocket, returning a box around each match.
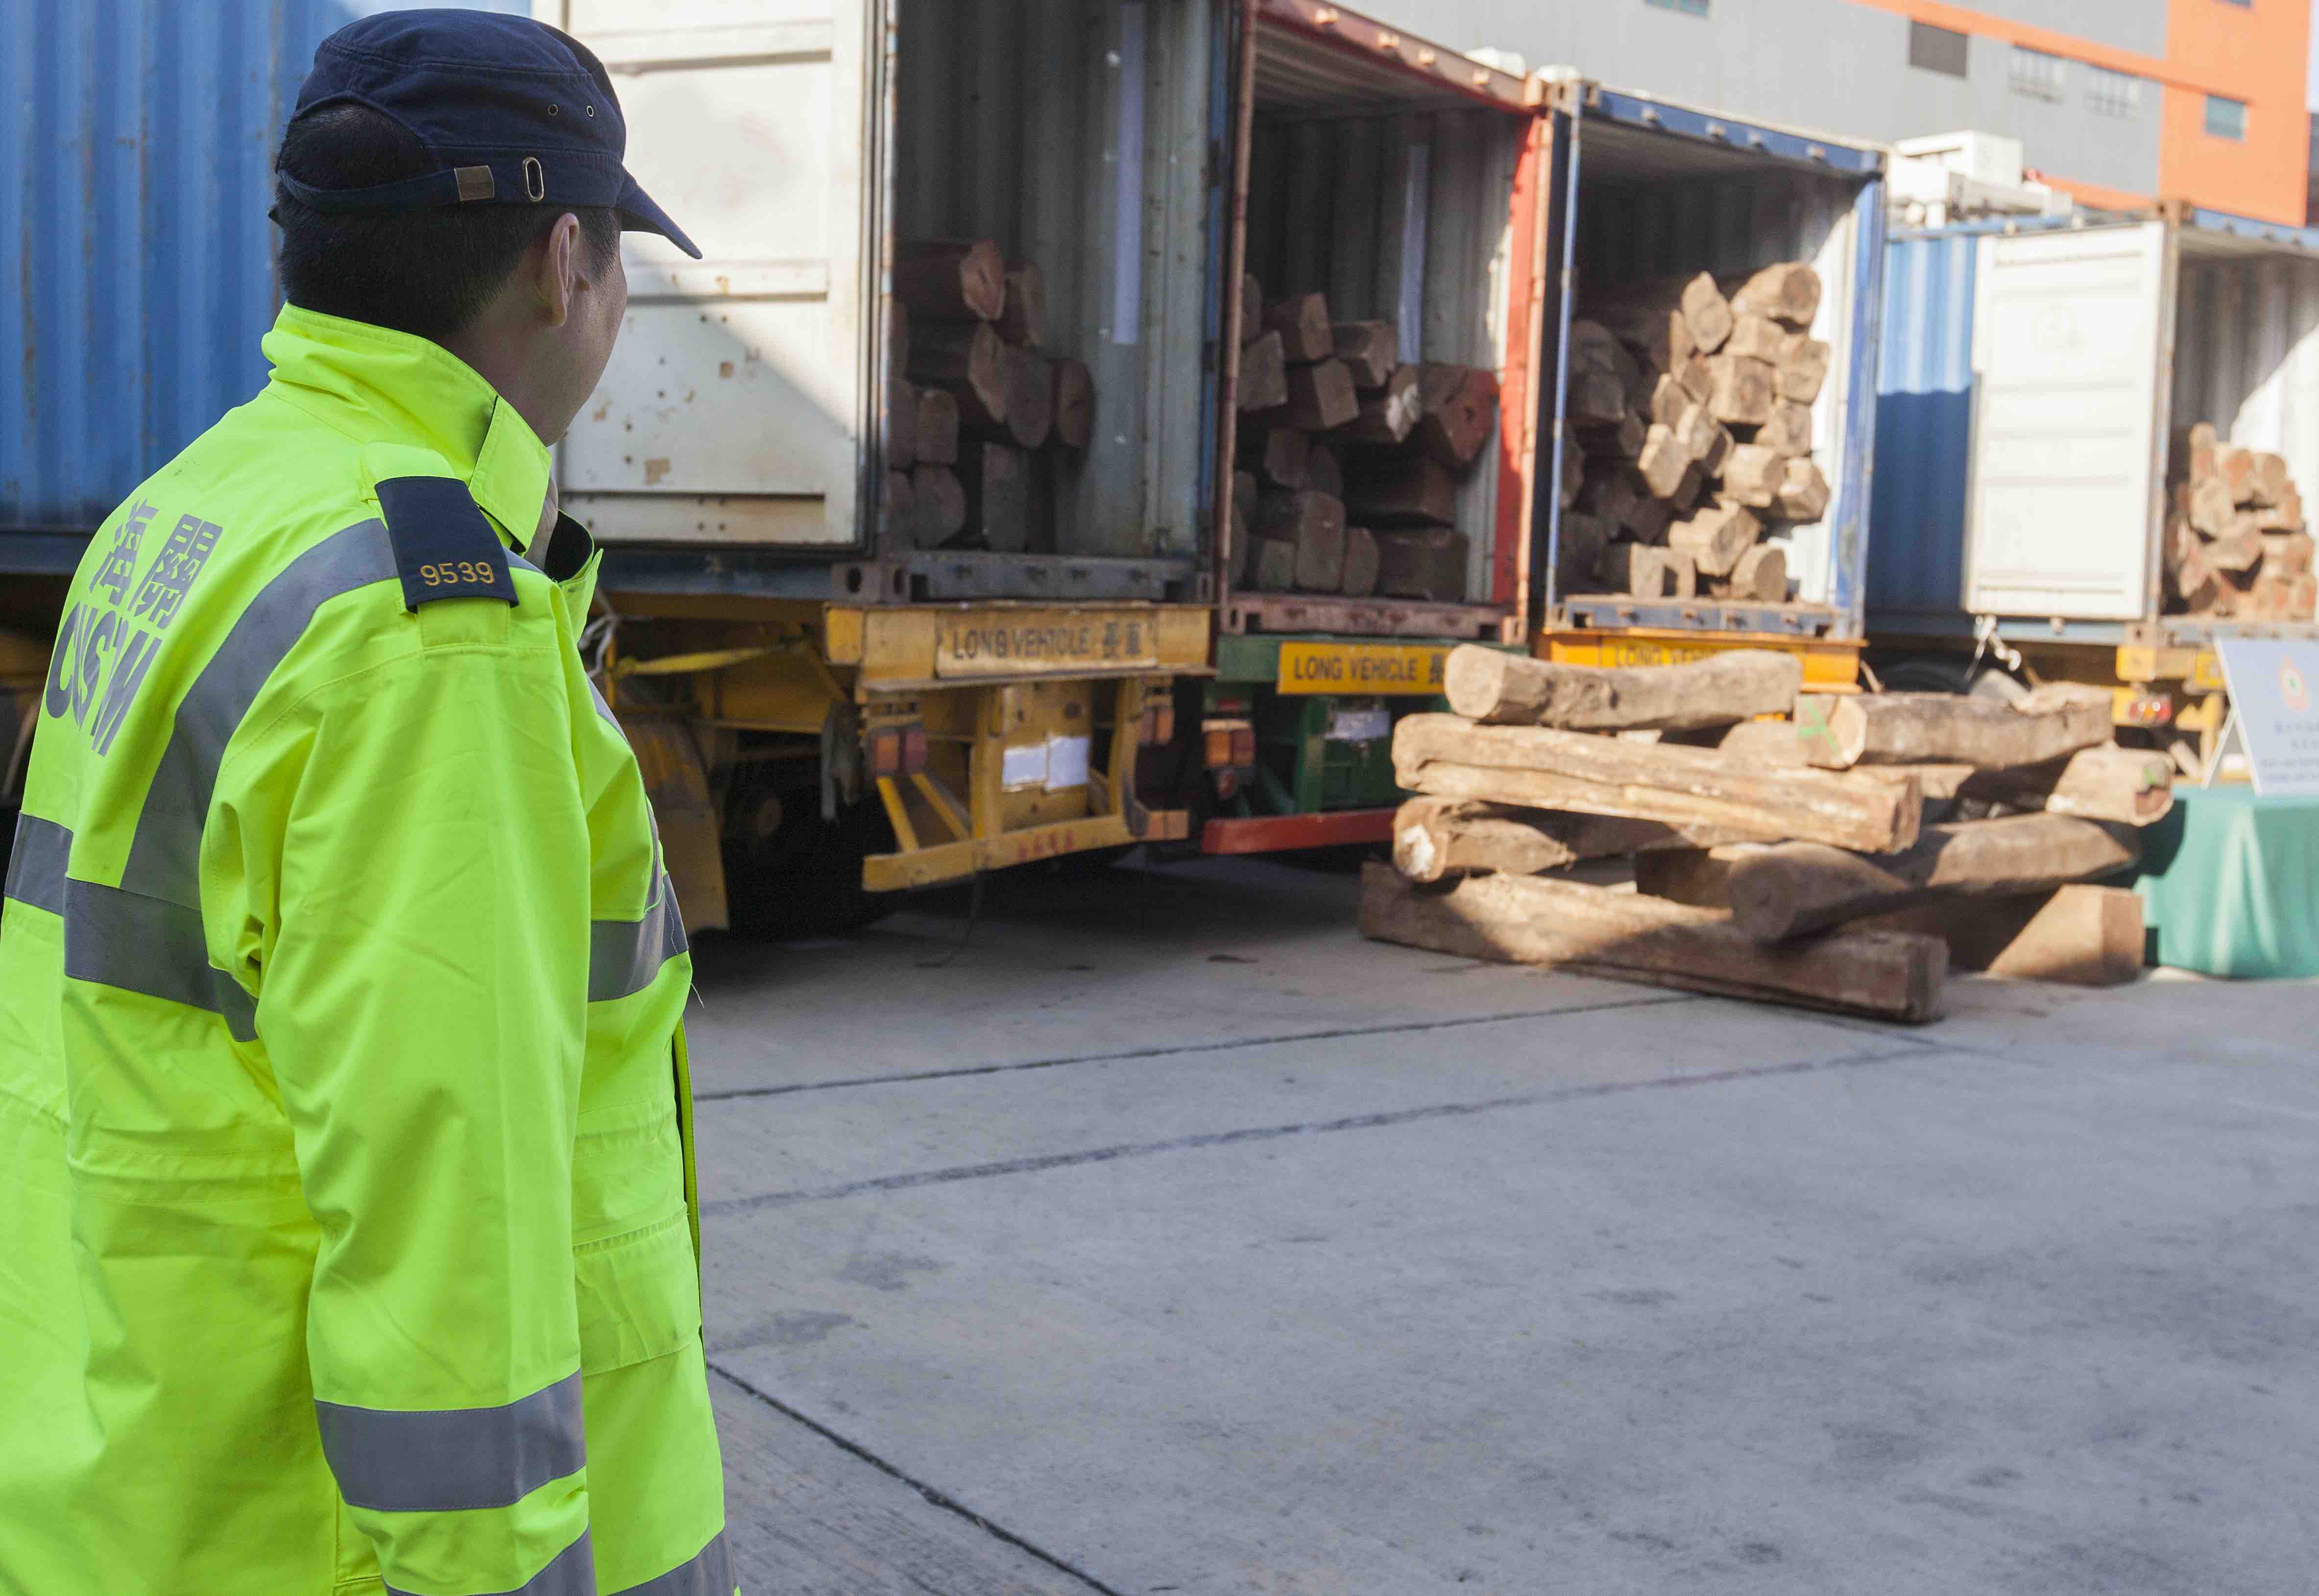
[574,1210,701,1374]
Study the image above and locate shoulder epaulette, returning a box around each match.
[374,474,519,611]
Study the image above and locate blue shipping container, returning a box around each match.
[0,0,523,551]
[1865,228,1977,626]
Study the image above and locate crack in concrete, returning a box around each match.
[701,1041,1937,1220]
[691,991,1702,1104]
[707,1363,1130,1596]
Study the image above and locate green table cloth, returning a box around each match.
[2133,785,2319,978]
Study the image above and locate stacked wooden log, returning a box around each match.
[1560,264,1833,604]
[887,240,1095,552]
[1362,649,2175,1021]
[2164,422,2317,621]
[1234,277,1498,603]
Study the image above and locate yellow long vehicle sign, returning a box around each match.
[1275,641,1452,695]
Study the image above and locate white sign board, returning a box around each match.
[2214,637,2319,796]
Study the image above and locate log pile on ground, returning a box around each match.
[2164,422,2318,621]
[1232,277,1498,602]
[888,240,1095,552]
[1559,264,1833,604]
[1361,649,2175,1020]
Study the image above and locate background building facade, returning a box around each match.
[1362,0,2311,224]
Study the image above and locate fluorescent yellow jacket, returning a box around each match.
[0,306,730,1595]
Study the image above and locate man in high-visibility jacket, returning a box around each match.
[0,12,733,1594]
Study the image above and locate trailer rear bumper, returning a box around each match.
[1200,808,1396,855]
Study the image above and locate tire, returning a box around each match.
[719,764,898,941]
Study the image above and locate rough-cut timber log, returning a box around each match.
[909,320,1008,430]
[1556,513,1611,593]
[1340,526,1380,598]
[1578,466,1640,529]
[1664,550,1700,600]
[1635,424,1689,498]
[1852,884,2143,987]
[1051,358,1094,451]
[994,347,1052,449]
[1391,797,1753,883]
[1731,262,1822,328]
[1266,291,1333,362]
[1245,427,1307,489]
[2205,520,2265,574]
[1332,321,1399,389]
[1778,333,1832,404]
[1567,366,1629,427]
[1677,351,1714,405]
[1414,364,1498,470]
[1805,686,2114,770]
[1358,862,1945,1024]
[1304,444,1343,502]
[1680,273,1736,354]
[910,462,966,547]
[959,442,1030,551]
[1955,745,2176,825]
[1558,423,1586,508]
[1726,314,1788,364]
[1581,412,1647,460]
[1286,359,1360,431]
[1601,541,1677,597]
[1706,355,1776,426]
[1716,542,1788,603]
[1776,458,1831,521]
[1347,456,1458,527]
[1627,495,1676,547]
[1238,329,1289,413]
[1253,537,1297,591]
[1757,401,1814,459]
[1650,372,1692,429]
[1393,714,1922,853]
[1638,813,2139,942]
[1342,364,1424,445]
[2215,445,2256,503]
[1721,444,1785,510]
[894,239,1005,322]
[1667,502,1760,578]
[1375,528,1468,603]
[2264,531,2316,576]
[998,261,1043,347]
[2189,477,2237,536]
[1260,490,1348,592]
[2256,491,2307,533]
[1443,644,1802,729]
[916,386,959,465]
[1673,401,1726,466]
[887,378,920,471]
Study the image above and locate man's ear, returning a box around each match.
[537,213,583,330]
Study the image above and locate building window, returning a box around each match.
[1643,0,1709,14]
[2206,95,2248,141]
[2086,65,2144,118]
[1908,21,1969,78]
[2008,46,2066,102]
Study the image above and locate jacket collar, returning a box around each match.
[261,305,553,553]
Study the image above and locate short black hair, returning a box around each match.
[274,103,621,340]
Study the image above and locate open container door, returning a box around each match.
[1542,85,1886,645]
[1963,220,2172,622]
[1217,0,1546,642]
[542,0,880,553]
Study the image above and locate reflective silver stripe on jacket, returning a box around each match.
[385,1529,595,1596]
[314,1369,586,1514]
[589,874,688,1003]
[3,814,70,914]
[612,1533,731,1596]
[120,519,399,905]
[5,818,258,1040]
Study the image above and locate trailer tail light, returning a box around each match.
[868,722,928,777]
[1202,717,1255,769]
[2121,694,2174,728]
[1139,702,1177,748]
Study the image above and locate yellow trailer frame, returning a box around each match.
[599,594,1209,911]
[1539,626,1865,692]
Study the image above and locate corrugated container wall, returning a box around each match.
[1,0,527,539]
[1865,230,1976,623]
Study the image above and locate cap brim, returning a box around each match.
[616,174,702,260]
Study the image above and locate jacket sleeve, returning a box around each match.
[245,632,597,1596]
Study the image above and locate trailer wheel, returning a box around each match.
[719,763,897,941]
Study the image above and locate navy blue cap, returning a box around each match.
[278,8,700,259]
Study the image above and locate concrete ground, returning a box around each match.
[684,854,2319,1596]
